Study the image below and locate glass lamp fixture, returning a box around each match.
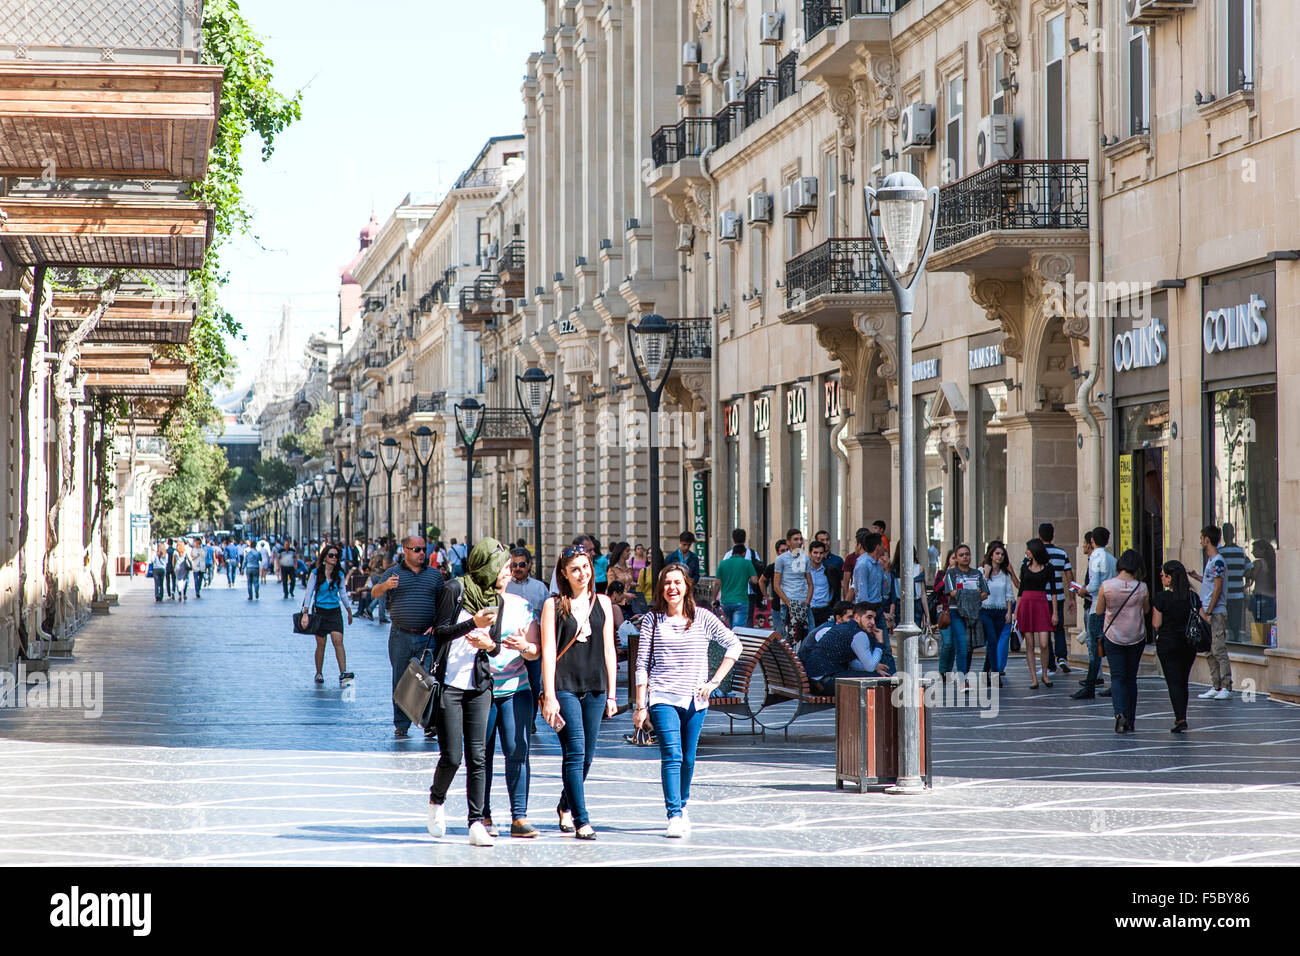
[455,397,484,446]
[629,313,676,388]
[358,449,377,479]
[411,425,436,466]
[378,436,401,471]
[873,171,929,275]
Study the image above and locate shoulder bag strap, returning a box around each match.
[1101,582,1139,639]
[554,601,582,662]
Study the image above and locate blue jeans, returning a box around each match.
[1103,637,1145,725]
[225,562,237,586]
[721,603,748,629]
[771,605,785,638]
[246,571,260,599]
[375,593,389,622]
[484,689,533,821]
[193,570,204,598]
[939,615,969,675]
[388,628,428,731]
[152,570,164,601]
[980,608,1008,672]
[649,700,708,819]
[555,690,606,827]
[1083,612,1105,688]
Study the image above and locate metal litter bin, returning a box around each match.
[835,675,933,791]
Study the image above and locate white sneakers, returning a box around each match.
[666,809,691,839]
[1214,688,1233,700]
[427,803,446,838]
[468,821,496,847]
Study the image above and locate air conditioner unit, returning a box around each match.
[683,41,701,65]
[719,211,742,242]
[724,73,746,105]
[747,192,774,225]
[484,365,498,382]
[399,370,414,384]
[1127,0,1195,25]
[976,114,1016,167]
[484,241,499,260]
[760,12,784,45]
[899,103,935,153]
[784,177,818,217]
[676,223,696,252]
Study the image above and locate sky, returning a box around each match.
[217,0,543,402]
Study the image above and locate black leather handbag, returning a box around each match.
[292,611,320,635]
[394,641,441,728]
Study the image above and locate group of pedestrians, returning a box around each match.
[147,535,217,602]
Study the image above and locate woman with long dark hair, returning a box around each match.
[1094,549,1151,733]
[539,545,617,840]
[606,542,637,611]
[633,563,741,838]
[426,538,507,846]
[1152,560,1199,733]
[300,543,354,686]
[1016,539,1056,688]
[980,542,1017,685]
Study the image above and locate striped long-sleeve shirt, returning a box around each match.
[636,609,741,709]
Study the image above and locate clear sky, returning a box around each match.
[219,0,542,401]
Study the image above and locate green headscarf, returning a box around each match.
[459,537,510,615]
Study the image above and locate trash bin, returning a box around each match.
[835,676,933,792]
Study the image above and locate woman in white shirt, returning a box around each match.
[980,542,1018,686]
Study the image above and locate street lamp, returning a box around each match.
[516,365,555,578]
[454,397,484,547]
[323,463,339,541]
[379,437,402,540]
[340,458,356,549]
[627,313,679,587]
[293,484,305,544]
[311,472,326,548]
[358,449,377,549]
[410,425,437,540]
[864,169,940,795]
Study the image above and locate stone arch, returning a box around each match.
[1023,314,1077,412]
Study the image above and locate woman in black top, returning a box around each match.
[540,545,617,840]
[1151,560,1199,733]
[1015,539,1058,688]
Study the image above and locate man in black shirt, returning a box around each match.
[372,535,445,739]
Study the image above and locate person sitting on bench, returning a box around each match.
[798,600,854,655]
[798,602,890,694]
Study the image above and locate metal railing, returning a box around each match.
[803,0,898,44]
[409,391,446,416]
[777,52,799,103]
[744,77,778,128]
[650,116,715,168]
[669,318,712,361]
[714,103,746,149]
[499,239,525,274]
[365,350,387,369]
[477,408,530,441]
[0,0,203,64]
[934,160,1089,252]
[784,237,889,308]
[454,167,503,190]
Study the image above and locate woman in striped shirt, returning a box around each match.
[633,563,742,838]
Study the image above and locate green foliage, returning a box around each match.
[256,456,297,498]
[278,406,331,460]
[149,431,232,536]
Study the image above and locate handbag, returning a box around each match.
[1185,597,1210,652]
[393,639,441,728]
[919,625,940,658]
[625,613,658,746]
[292,571,326,634]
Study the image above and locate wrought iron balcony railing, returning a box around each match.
[365,350,387,369]
[408,391,446,416]
[777,52,799,103]
[934,160,1089,252]
[499,239,525,275]
[478,408,531,441]
[744,77,778,128]
[784,237,889,308]
[650,116,715,168]
[803,1,899,44]
[714,104,746,149]
[453,167,503,190]
[669,318,712,361]
[0,0,204,64]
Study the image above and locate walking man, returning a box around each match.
[242,541,263,600]
[1190,525,1233,699]
[730,528,765,627]
[189,536,206,599]
[717,543,758,629]
[1218,523,1249,642]
[223,538,239,587]
[164,538,177,599]
[1072,526,1115,699]
[1031,522,1075,673]
[808,539,840,628]
[666,531,702,583]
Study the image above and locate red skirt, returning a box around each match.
[1016,590,1054,632]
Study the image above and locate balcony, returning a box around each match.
[776,52,800,103]
[83,358,188,398]
[380,410,407,432]
[498,239,525,297]
[50,292,192,345]
[458,274,501,330]
[361,409,383,436]
[668,317,712,368]
[744,77,778,128]
[0,196,213,269]
[453,167,503,191]
[929,160,1089,273]
[648,116,715,202]
[0,0,205,65]
[408,391,446,423]
[779,237,891,326]
[454,407,531,459]
[714,103,746,150]
[363,350,388,383]
[800,1,895,85]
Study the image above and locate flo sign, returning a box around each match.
[1203,294,1267,354]
[1113,317,1167,372]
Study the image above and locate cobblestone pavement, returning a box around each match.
[2,576,1298,866]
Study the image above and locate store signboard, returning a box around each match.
[692,474,708,572]
[968,331,1006,385]
[1118,454,1134,555]
[1202,267,1277,386]
[1113,291,1169,399]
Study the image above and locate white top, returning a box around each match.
[443,609,483,692]
[983,569,1016,609]
[635,609,741,710]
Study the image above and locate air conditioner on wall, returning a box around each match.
[899,103,935,152]
[683,41,701,65]
[976,114,1016,167]
[1127,0,1195,26]
[485,365,498,382]
[719,211,742,241]
[747,192,774,224]
[784,177,818,217]
[724,73,746,105]
[676,223,696,252]
[760,12,784,45]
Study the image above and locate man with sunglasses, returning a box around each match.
[372,535,447,739]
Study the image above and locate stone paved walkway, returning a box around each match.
[2,576,1298,866]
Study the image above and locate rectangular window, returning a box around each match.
[977,383,1009,549]
[788,427,808,536]
[784,176,801,259]
[824,152,838,239]
[990,50,1007,116]
[750,227,766,299]
[727,437,741,535]
[1129,24,1149,135]
[1225,0,1254,93]
[719,243,732,312]
[945,75,964,182]
[1045,14,1066,158]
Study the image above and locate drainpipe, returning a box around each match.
[708,0,728,85]
[701,142,721,568]
[1076,0,1103,537]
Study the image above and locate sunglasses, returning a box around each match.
[325,552,339,559]
[405,545,427,552]
[561,545,588,559]
[510,561,529,569]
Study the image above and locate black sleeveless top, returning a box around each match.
[553,598,608,694]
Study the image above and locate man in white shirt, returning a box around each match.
[773,529,813,644]
[1073,526,1116,700]
[188,536,207,599]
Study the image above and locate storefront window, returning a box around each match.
[788,428,808,535]
[725,438,740,536]
[1209,385,1278,645]
[923,395,947,565]
[977,383,1008,552]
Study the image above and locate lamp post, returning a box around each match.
[294,484,305,544]
[454,397,484,547]
[340,458,356,551]
[627,313,680,587]
[358,449,377,549]
[864,170,940,795]
[410,425,437,540]
[516,366,555,578]
[311,472,326,549]
[379,437,402,541]
[323,463,338,542]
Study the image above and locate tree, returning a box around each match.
[278,406,331,460]
[149,432,232,537]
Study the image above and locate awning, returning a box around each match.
[0,196,213,269]
[84,359,189,397]
[51,292,193,345]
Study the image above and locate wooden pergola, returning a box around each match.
[0,64,222,181]
[83,359,189,398]
[51,292,194,345]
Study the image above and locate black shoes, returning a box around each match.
[1170,720,1189,733]
[394,727,409,739]
[1098,687,1112,697]
[1070,687,1095,700]
[1115,714,1131,734]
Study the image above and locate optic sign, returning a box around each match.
[1203,294,1267,355]
[824,379,842,421]
[969,345,1003,370]
[753,394,771,434]
[912,358,939,381]
[723,403,741,438]
[786,386,807,428]
[1113,317,1167,372]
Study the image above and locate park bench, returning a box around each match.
[709,626,836,738]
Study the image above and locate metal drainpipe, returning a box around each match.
[1076,0,1103,537]
[701,142,720,568]
[708,0,728,85]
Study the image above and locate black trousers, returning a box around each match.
[430,683,493,823]
[1156,640,1197,723]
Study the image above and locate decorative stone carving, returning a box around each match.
[986,0,1022,71]
[692,0,711,31]
[1026,251,1089,343]
[827,83,857,150]
[688,183,712,235]
[859,51,901,125]
[816,325,862,394]
[968,276,1022,358]
[854,311,898,380]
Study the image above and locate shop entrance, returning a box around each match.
[1117,401,1170,591]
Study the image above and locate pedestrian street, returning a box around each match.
[1,580,1298,867]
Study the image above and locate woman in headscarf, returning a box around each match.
[425,538,508,847]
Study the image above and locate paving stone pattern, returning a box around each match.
[2,577,1298,866]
